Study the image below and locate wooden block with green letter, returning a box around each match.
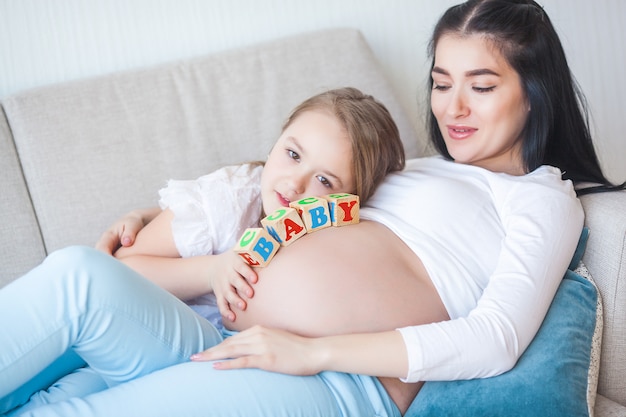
[234,227,280,267]
[261,207,306,246]
[289,196,331,233]
[323,193,360,226]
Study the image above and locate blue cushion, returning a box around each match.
[407,246,598,416]
[569,226,589,270]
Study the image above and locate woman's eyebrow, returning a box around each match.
[466,68,500,77]
[431,66,500,77]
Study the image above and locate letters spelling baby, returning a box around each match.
[234,193,359,267]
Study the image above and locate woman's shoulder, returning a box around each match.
[497,165,583,223]
[511,165,576,198]
[396,157,577,202]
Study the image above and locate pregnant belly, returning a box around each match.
[224,221,449,336]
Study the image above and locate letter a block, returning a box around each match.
[289,197,331,233]
[261,207,306,247]
[324,193,360,226]
[234,228,279,267]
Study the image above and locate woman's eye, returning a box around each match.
[288,149,300,162]
[316,175,332,188]
[473,86,496,93]
[433,83,450,92]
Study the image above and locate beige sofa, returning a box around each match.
[1,28,624,416]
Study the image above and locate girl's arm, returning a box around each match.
[114,208,258,319]
[193,326,410,378]
[95,207,161,254]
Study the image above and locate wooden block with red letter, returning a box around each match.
[289,196,331,233]
[324,193,360,226]
[261,207,307,247]
[234,227,280,267]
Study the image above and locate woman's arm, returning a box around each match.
[193,325,410,379]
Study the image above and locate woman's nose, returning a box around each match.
[448,90,469,118]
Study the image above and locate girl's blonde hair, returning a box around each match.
[282,87,405,203]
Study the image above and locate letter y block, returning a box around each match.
[324,193,360,226]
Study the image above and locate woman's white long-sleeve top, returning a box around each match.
[360,156,584,382]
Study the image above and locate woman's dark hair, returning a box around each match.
[427,0,624,195]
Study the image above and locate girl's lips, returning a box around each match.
[447,125,477,140]
[276,192,290,207]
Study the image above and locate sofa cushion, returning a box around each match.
[0,107,46,286]
[2,28,418,255]
[407,262,602,417]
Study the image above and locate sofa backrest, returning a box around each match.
[0,28,418,284]
[580,192,626,406]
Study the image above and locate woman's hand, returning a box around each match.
[210,252,259,321]
[95,207,161,255]
[191,325,321,376]
[193,326,410,379]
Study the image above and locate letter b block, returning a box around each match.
[289,197,331,233]
[324,193,360,226]
[234,228,279,267]
[261,207,307,247]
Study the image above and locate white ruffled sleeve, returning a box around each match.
[158,164,264,258]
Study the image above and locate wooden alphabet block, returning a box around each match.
[323,193,360,226]
[261,207,307,247]
[289,196,331,233]
[234,227,280,267]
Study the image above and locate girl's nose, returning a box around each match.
[286,172,306,197]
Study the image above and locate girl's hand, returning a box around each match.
[211,252,259,321]
[95,207,161,255]
[191,325,321,376]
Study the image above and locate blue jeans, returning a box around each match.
[0,246,398,417]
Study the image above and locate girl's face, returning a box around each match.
[260,109,356,215]
[431,34,529,175]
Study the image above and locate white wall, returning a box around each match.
[1,0,623,182]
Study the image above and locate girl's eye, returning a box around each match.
[316,175,333,188]
[433,83,450,92]
[288,149,300,162]
[473,86,496,93]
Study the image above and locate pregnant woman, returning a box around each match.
[1,1,624,416]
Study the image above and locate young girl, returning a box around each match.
[110,86,405,325]
[0,86,406,416]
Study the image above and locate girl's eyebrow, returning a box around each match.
[286,136,303,152]
[287,136,345,189]
[432,66,500,77]
[322,169,344,189]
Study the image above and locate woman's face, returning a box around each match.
[260,109,356,216]
[431,34,529,175]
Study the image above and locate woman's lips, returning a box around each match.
[447,125,477,140]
